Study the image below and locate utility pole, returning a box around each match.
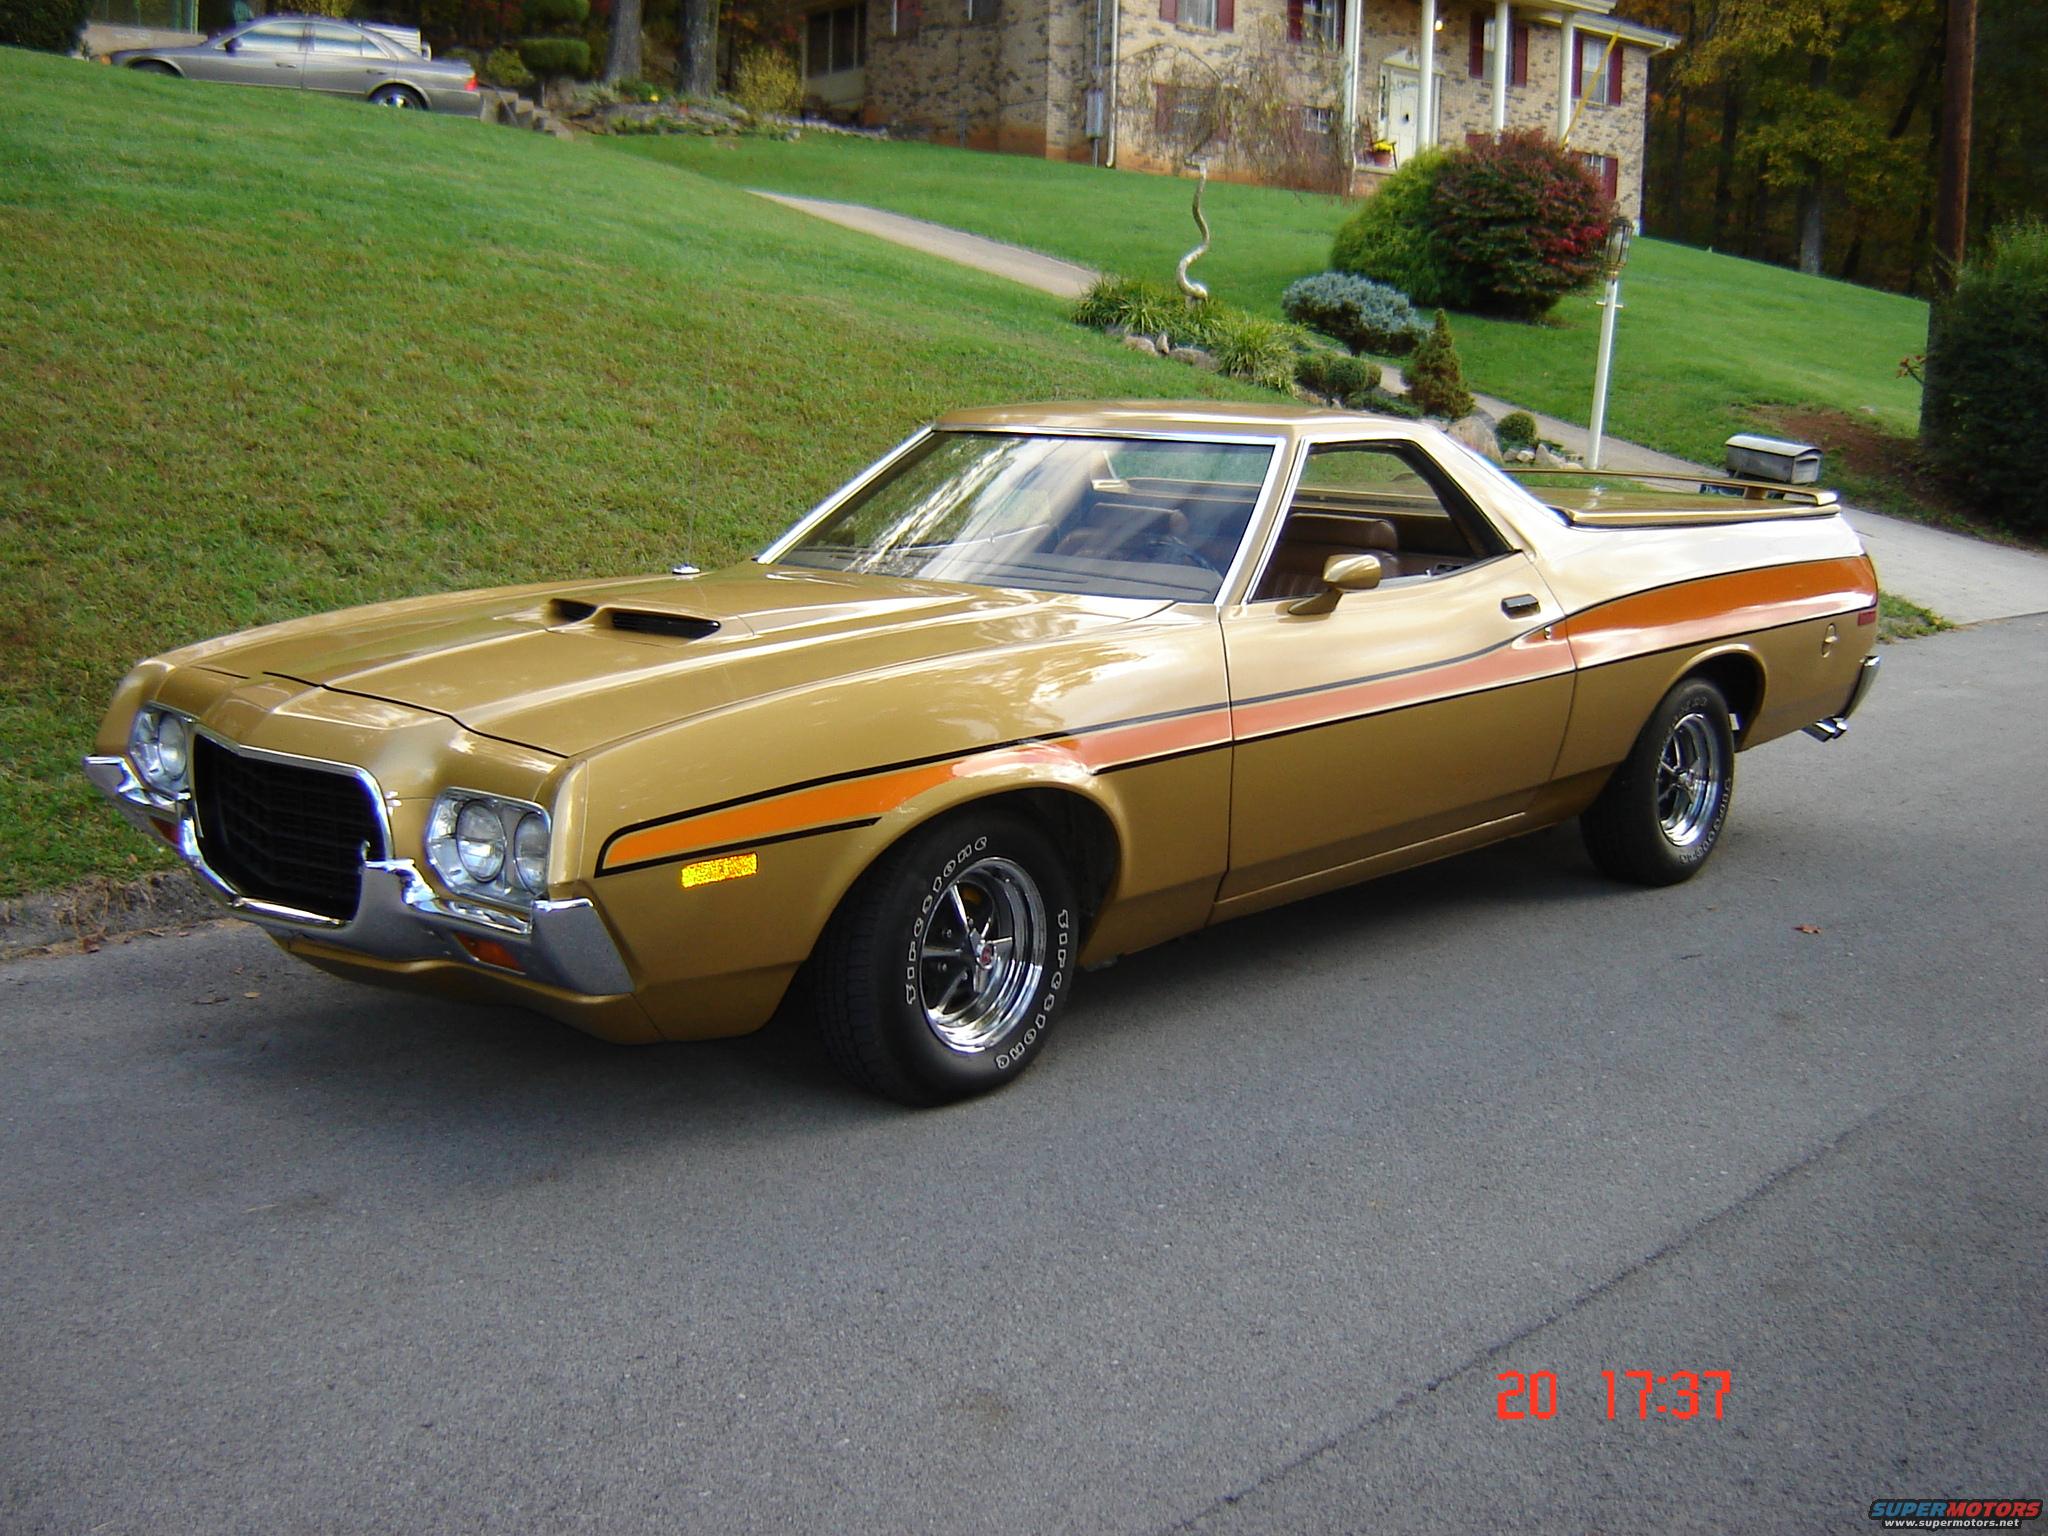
[1933,0,1976,295]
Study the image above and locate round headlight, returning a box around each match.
[128,708,190,794]
[454,801,507,882]
[513,814,550,894]
[155,713,189,783]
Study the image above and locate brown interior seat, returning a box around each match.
[1253,514,1399,600]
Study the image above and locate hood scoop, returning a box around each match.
[546,596,721,640]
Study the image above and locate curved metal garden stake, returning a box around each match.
[1177,161,1211,302]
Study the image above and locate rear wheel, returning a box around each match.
[815,811,1078,1105]
[129,60,176,74]
[1581,676,1735,887]
[369,84,425,109]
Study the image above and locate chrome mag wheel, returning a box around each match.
[1657,711,1728,848]
[918,856,1046,1054]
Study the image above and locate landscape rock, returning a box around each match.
[1446,414,1503,463]
[1122,335,1159,356]
[1534,444,1567,469]
[1168,346,1218,372]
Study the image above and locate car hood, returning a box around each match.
[172,564,1167,756]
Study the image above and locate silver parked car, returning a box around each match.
[111,16,483,116]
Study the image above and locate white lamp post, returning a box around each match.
[1586,216,1633,471]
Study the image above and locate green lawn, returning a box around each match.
[0,49,1267,896]
[618,133,1931,467]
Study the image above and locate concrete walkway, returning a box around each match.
[756,191,2048,625]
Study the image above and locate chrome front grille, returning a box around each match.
[191,736,384,921]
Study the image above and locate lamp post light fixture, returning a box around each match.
[1587,216,1634,470]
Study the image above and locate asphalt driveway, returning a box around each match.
[4,616,2043,1535]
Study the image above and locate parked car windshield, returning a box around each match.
[776,431,1275,603]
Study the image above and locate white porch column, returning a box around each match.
[1418,0,1437,149]
[1554,12,1576,141]
[1490,0,1510,134]
[1342,0,1363,167]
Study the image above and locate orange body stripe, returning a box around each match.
[1231,630,1567,742]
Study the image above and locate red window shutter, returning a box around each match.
[1286,0,1302,42]
[1604,155,1620,200]
[1468,10,1484,77]
[1571,38,1583,98]
[1216,0,1232,30]
[1512,21,1528,85]
[1335,0,1344,42]
[1160,0,1177,20]
[1609,45,1624,103]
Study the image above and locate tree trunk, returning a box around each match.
[677,0,716,97]
[605,0,642,82]
[1933,0,1976,295]
[1796,49,1828,275]
[1712,75,1739,246]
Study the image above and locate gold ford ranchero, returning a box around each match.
[88,403,1881,1103]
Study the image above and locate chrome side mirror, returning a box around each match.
[1286,553,1385,616]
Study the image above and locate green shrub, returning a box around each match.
[518,36,591,78]
[1428,131,1609,319]
[614,75,663,103]
[0,0,89,52]
[480,46,533,87]
[1406,311,1475,420]
[1282,272,1429,357]
[1924,219,2048,534]
[1295,350,1383,407]
[1362,389,1424,420]
[1330,152,1469,310]
[1496,410,1539,450]
[732,48,801,119]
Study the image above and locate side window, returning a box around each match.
[308,22,372,52]
[1250,442,1509,602]
[238,22,306,50]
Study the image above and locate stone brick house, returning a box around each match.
[795,0,1676,219]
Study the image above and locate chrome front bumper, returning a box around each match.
[1803,652,1881,743]
[82,753,632,996]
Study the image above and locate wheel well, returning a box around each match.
[1686,652,1765,744]
[961,788,1121,932]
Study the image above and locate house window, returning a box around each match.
[1291,0,1339,46]
[806,3,866,75]
[965,0,1000,21]
[1581,151,1620,200]
[1469,11,1528,85]
[889,0,921,37]
[1160,0,1233,33]
[1575,33,1623,104]
[1302,104,1335,135]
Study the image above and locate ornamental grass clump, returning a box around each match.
[1294,350,1383,408]
[1071,275,1309,391]
[1282,272,1429,356]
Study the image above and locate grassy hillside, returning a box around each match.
[621,134,1930,466]
[0,49,1265,896]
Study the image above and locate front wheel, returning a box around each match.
[815,812,1079,1105]
[129,60,177,75]
[369,85,425,109]
[1581,676,1735,886]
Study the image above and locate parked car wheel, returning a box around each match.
[129,60,177,74]
[1581,675,1735,887]
[369,84,425,109]
[815,811,1078,1105]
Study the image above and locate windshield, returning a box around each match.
[776,432,1275,603]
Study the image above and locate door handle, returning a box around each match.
[1502,594,1541,618]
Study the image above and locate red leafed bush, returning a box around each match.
[1426,130,1611,319]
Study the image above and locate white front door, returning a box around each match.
[1382,65,1420,164]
